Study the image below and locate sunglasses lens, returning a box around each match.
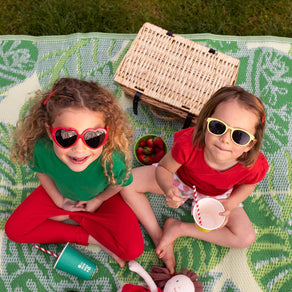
[84,130,106,148]
[232,130,250,145]
[209,120,226,135]
[55,129,77,148]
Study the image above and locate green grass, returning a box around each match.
[1,0,292,36]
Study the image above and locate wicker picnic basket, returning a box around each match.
[114,23,240,126]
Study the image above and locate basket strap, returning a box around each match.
[133,92,142,115]
[149,106,177,121]
[183,113,195,129]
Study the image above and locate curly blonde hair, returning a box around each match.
[11,77,133,185]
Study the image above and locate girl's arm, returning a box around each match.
[155,151,183,208]
[76,184,123,212]
[37,172,85,212]
[219,183,256,226]
[37,172,64,208]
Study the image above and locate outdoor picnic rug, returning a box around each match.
[0,29,291,292]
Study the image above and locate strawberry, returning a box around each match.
[138,154,153,165]
[139,140,146,147]
[143,146,154,155]
[152,149,165,163]
[153,146,161,153]
[146,138,154,147]
[153,136,164,149]
[136,147,144,155]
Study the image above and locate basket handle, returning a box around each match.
[149,106,196,128]
[148,106,178,121]
[132,91,177,121]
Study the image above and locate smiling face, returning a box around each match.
[204,99,258,171]
[46,107,106,172]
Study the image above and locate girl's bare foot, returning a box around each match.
[158,242,175,274]
[111,255,126,268]
[156,218,182,258]
[88,235,126,268]
[156,218,182,274]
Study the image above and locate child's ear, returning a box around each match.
[45,123,53,140]
[246,139,257,152]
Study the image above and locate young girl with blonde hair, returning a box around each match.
[5,77,144,267]
[121,86,268,273]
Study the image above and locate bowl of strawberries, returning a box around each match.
[134,134,168,165]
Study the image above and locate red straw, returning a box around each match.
[33,244,59,258]
[193,185,202,225]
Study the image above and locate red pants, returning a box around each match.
[5,186,144,261]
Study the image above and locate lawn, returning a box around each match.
[0,0,292,36]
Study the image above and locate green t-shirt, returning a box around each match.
[31,137,133,201]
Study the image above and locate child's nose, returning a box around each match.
[220,129,232,144]
[72,138,87,151]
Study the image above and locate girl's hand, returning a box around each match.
[76,197,103,213]
[217,199,235,228]
[165,186,182,208]
[62,198,86,212]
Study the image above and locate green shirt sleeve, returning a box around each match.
[109,151,133,186]
[30,137,49,173]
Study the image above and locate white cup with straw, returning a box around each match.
[192,186,225,232]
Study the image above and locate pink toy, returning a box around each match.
[119,261,203,292]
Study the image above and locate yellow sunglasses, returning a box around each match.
[206,117,255,146]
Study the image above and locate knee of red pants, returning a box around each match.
[96,193,144,260]
[5,216,22,243]
[118,231,144,261]
[116,199,144,260]
[5,185,70,243]
[4,204,36,242]
[108,209,144,260]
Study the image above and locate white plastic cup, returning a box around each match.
[192,198,225,232]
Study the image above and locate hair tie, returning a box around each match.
[43,89,58,106]
[261,113,265,124]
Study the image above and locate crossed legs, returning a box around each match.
[5,186,144,267]
[121,166,256,273]
[156,207,256,261]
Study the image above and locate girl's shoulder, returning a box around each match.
[239,152,269,184]
[108,149,125,161]
[30,137,56,172]
[104,150,127,170]
[34,136,53,154]
[253,151,269,172]
[173,127,195,143]
[172,127,198,164]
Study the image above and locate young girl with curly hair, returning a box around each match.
[5,77,144,267]
[121,86,268,273]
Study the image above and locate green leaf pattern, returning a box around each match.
[0,34,291,291]
[0,40,38,93]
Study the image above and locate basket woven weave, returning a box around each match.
[114,23,240,124]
